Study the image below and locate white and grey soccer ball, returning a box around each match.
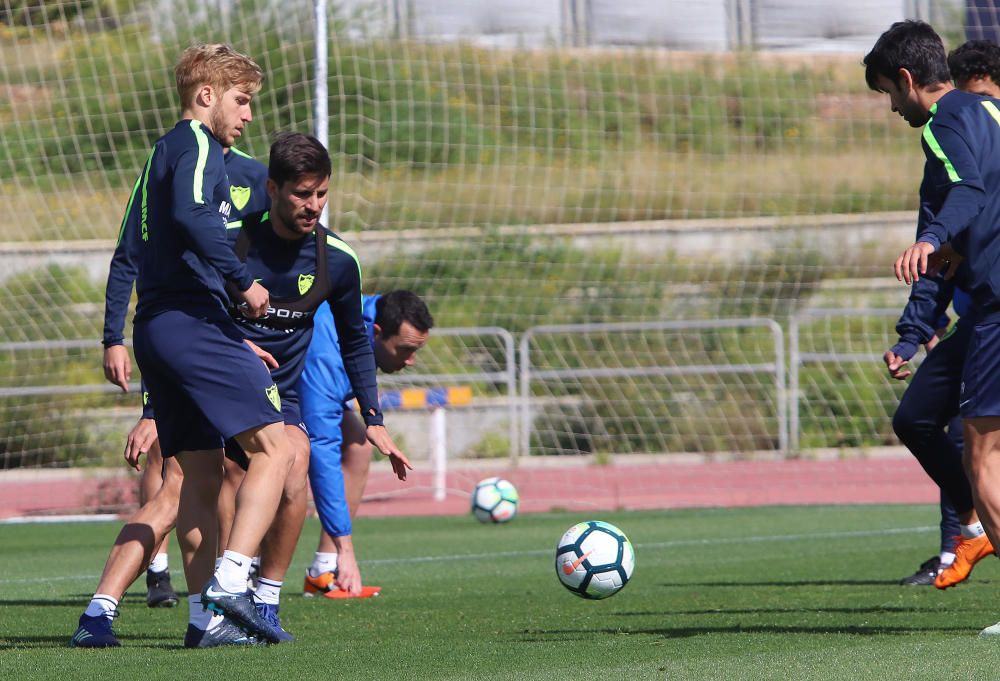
[555,520,635,599]
[470,477,519,523]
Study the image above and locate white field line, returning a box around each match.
[0,525,935,586]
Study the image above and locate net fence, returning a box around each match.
[0,0,985,514]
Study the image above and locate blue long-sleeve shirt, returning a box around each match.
[916,90,1000,319]
[132,119,255,321]
[102,145,269,347]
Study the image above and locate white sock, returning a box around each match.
[215,550,253,593]
[961,521,986,539]
[187,595,223,630]
[255,577,282,605]
[309,552,338,577]
[148,553,169,573]
[84,594,118,618]
[940,551,956,567]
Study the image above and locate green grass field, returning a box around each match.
[3,506,1000,680]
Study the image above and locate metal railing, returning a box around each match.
[518,318,787,458]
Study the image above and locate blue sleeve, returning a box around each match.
[918,122,987,248]
[102,176,143,347]
[327,244,383,427]
[891,275,954,361]
[171,137,254,290]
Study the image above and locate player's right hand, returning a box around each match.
[124,417,157,471]
[235,281,269,319]
[103,344,131,392]
[333,548,363,597]
[895,241,936,284]
[883,350,912,380]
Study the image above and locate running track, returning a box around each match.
[0,451,938,520]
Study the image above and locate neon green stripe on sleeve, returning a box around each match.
[326,234,364,309]
[922,123,962,183]
[139,147,156,243]
[189,120,210,204]
[115,173,143,246]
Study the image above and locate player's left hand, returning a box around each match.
[895,241,937,284]
[245,339,278,369]
[124,417,158,471]
[366,425,413,481]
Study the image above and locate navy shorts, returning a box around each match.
[133,308,284,457]
[224,388,308,470]
[960,321,1000,418]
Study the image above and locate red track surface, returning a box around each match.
[0,453,938,520]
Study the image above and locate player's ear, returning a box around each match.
[195,84,214,107]
[372,322,383,339]
[266,178,278,201]
[898,67,914,91]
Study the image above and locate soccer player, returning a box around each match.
[74,43,298,648]
[74,129,411,647]
[867,21,1000,634]
[100,140,269,612]
[301,290,433,598]
[887,40,1000,588]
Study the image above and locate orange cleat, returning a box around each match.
[935,533,995,589]
[304,571,382,599]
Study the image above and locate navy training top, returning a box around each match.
[916,89,1000,320]
[228,212,383,426]
[132,119,255,321]
[102,145,269,347]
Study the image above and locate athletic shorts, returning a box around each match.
[960,321,1000,418]
[224,388,308,470]
[133,307,284,457]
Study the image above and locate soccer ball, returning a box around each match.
[555,520,634,599]
[470,477,519,523]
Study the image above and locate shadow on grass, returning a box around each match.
[518,622,975,641]
[616,605,954,617]
[658,579,994,587]
[0,632,180,650]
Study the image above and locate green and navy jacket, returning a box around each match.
[227,212,382,426]
[102,137,269,347]
[128,119,257,322]
[917,89,1000,322]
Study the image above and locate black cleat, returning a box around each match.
[146,568,180,608]
[899,556,941,585]
[183,617,263,648]
[201,576,283,643]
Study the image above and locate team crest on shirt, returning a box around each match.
[230,186,251,211]
[265,384,281,412]
[142,392,149,406]
[298,273,315,295]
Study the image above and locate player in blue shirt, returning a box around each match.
[300,290,433,598]
[884,42,1000,588]
[868,22,1000,635]
[98,145,269,612]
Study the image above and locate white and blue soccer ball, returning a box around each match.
[555,520,635,599]
[470,477,519,523]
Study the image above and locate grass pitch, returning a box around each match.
[3,505,1000,680]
